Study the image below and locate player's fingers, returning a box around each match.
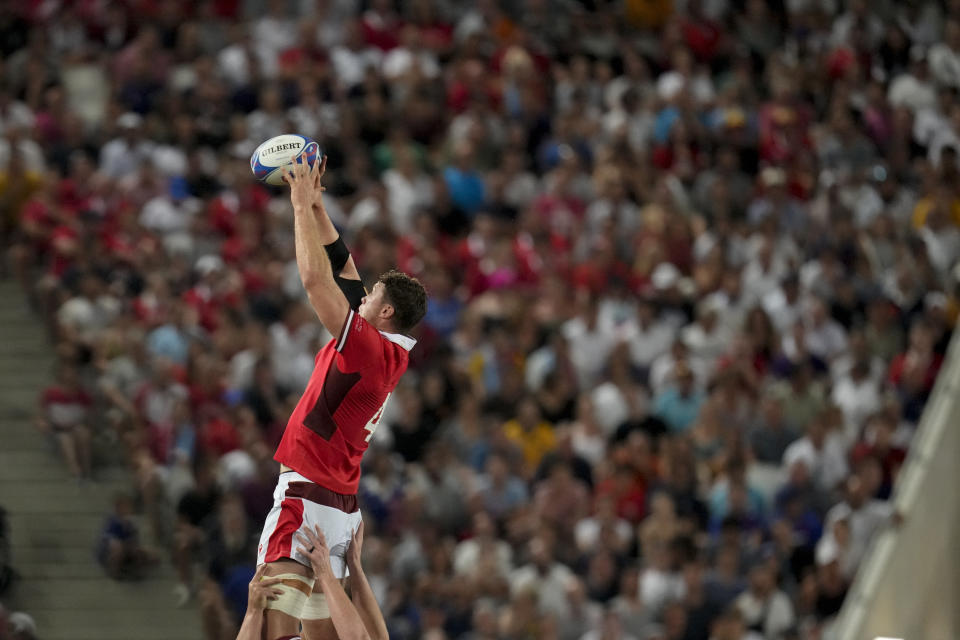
[312,525,328,547]
[319,154,327,176]
[259,577,283,586]
[295,532,313,550]
[298,526,319,546]
[295,529,312,544]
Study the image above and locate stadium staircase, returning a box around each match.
[0,280,203,640]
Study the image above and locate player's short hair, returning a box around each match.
[379,270,427,334]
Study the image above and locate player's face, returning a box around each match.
[358,282,390,325]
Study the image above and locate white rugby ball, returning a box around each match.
[250,134,321,186]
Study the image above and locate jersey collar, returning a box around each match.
[379,331,417,351]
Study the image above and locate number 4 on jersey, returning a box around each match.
[364,392,390,442]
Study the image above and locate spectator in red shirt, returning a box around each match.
[850,413,907,499]
[38,361,93,480]
[888,319,943,421]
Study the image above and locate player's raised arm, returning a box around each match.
[345,522,389,640]
[285,154,351,336]
[297,526,372,640]
[305,153,367,310]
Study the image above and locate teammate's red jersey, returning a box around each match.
[274,309,415,494]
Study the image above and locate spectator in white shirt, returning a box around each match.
[741,236,788,306]
[734,562,795,639]
[782,412,849,492]
[269,301,322,393]
[563,292,618,389]
[824,473,895,572]
[649,340,708,397]
[579,609,638,640]
[586,168,642,237]
[918,190,960,278]
[627,299,676,374]
[830,328,886,383]
[887,54,938,113]
[815,506,858,579]
[217,22,256,88]
[0,90,34,135]
[383,146,433,234]
[830,0,884,48]
[509,535,576,618]
[682,297,731,366]
[99,112,154,179]
[763,274,803,335]
[245,85,288,147]
[58,274,121,347]
[381,25,440,81]
[708,606,765,640]
[831,358,882,446]
[250,0,297,78]
[929,19,960,88]
[640,541,684,617]
[803,297,848,362]
[331,20,383,90]
[575,495,633,556]
[453,511,513,578]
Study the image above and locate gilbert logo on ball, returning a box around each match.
[250,134,322,186]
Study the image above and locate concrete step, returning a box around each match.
[0,280,203,640]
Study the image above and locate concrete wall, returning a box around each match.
[829,335,960,640]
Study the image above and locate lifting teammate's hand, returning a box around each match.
[247,564,285,612]
[296,525,336,583]
[346,520,365,574]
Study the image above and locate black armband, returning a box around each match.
[324,236,350,275]
[335,275,367,310]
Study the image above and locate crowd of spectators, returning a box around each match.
[3,0,959,638]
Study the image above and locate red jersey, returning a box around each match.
[274,309,415,494]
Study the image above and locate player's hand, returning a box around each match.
[312,154,327,191]
[345,520,364,573]
[310,155,328,215]
[247,564,285,612]
[283,151,320,213]
[296,525,335,583]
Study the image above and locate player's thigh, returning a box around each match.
[301,617,338,640]
[262,559,312,639]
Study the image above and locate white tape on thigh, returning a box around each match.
[263,573,312,618]
[301,591,331,620]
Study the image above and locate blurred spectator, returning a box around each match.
[734,562,795,639]
[38,361,92,480]
[96,492,156,580]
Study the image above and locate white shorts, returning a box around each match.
[256,471,362,578]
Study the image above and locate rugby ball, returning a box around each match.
[250,134,321,186]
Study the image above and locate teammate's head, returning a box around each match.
[359,270,427,334]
